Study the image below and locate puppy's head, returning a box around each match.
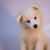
[16,5,43,30]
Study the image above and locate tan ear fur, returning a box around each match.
[32,4,40,10]
[16,14,22,23]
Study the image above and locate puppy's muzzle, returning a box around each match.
[33,24,38,28]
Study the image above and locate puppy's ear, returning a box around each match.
[16,14,23,23]
[32,4,40,10]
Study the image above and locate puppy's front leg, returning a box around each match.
[28,41,35,50]
[35,40,45,50]
[47,43,50,50]
[21,41,27,50]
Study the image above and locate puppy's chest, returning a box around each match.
[21,32,37,43]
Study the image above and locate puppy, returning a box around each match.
[16,5,48,50]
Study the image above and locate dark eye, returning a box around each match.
[34,17,37,20]
[27,20,30,23]
[34,7,38,10]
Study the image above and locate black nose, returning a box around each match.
[33,24,38,28]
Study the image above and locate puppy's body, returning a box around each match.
[20,26,46,50]
[16,5,48,50]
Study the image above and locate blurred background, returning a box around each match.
[0,0,50,50]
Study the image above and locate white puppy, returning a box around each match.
[16,4,48,50]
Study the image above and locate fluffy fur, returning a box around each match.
[16,4,48,50]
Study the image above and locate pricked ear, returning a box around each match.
[16,14,23,23]
[32,4,40,10]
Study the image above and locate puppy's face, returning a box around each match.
[16,5,43,30]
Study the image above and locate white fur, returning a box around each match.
[26,19,39,29]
